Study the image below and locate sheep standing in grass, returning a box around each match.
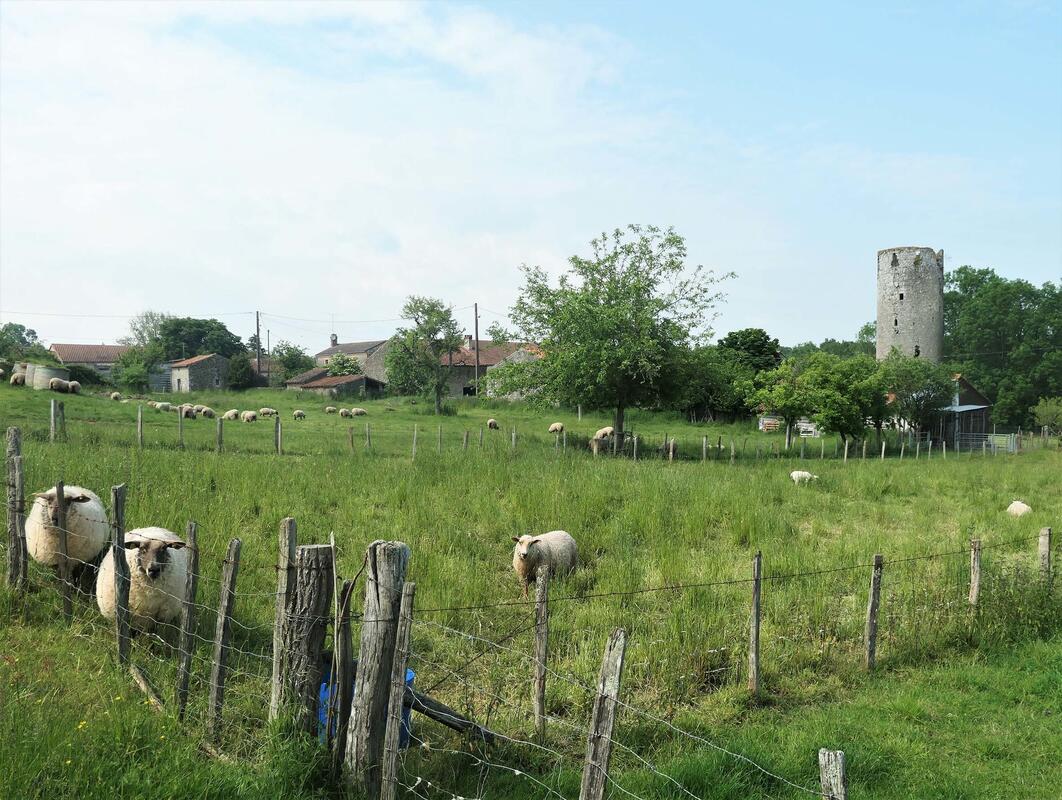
[193,404,205,414]
[548,422,564,434]
[200,407,215,419]
[68,381,81,394]
[325,406,337,414]
[790,470,818,484]
[96,527,188,633]
[155,402,172,413]
[259,407,278,417]
[512,531,578,599]
[48,378,71,393]
[1006,500,1032,517]
[241,410,258,423]
[26,486,110,572]
[10,373,25,386]
[339,408,353,418]
[179,405,197,419]
[487,419,500,430]
[110,392,122,401]
[350,408,367,416]
[293,409,306,420]
[222,409,239,421]
[593,426,614,440]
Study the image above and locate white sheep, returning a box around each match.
[192,404,205,413]
[110,391,122,401]
[147,400,158,408]
[68,380,81,394]
[240,410,258,423]
[155,402,172,413]
[790,470,818,484]
[1006,500,1032,517]
[487,418,500,430]
[26,485,110,570]
[350,407,367,416]
[258,407,277,417]
[48,377,71,393]
[222,409,239,421]
[548,422,564,434]
[292,409,306,420]
[179,405,197,419]
[512,531,578,599]
[593,426,614,440]
[96,527,188,633]
[339,408,353,418]
[325,406,338,414]
[200,407,215,419]
[10,373,25,386]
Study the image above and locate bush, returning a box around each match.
[65,364,108,387]
[229,353,255,390]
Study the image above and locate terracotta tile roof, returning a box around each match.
[301,374,384,389]
[50,343,131,364]
[170,353,221,368]
[443,341,529,367]
[315,340,388,359]
[286,367,328,385]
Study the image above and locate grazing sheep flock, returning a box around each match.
[96,527,188,633]
[10,373,25,386]
[350,407,367,416]
[511,531,579,598]
[25,486,110,571]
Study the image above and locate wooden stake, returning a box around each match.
[275,416,282,455]
[479,426,484,447]
[137,404,144,449]
[880,440,886,460]
[818,749,848,800]
[800,437,806,459]
[820,438,825,459]
[968,539,981,607]
[348,427,355,453]
[730,437,735,465]
[579,629,628,800]
[6,428,26,590]
[943,440,947,459]
[50,398,57,443]
[916,439,921,459]
[563,430,568,451]
[1040,527,1053,587]
[345,540,410,796]
[110,484,130,664]
[928,440,933,459]
[366,423,372,450]
[55,480,73,621]
[749,551,762,696]
[864,554,883,670]
[464,430,470,450]
[438,425,443,453]
[533,565,549,740]
[177,406,184,449]
[216,417,223,453]
[702,435,707,461]
[632,434,637,460]
[269,517,297,721]
[332,579,356,772]
[843,440,849,464]
[899,441,905,460]
[412,425,418,460]
[175,520,199,720]
[58,401,66,441]
[861,439,867,460]
[131,664,165,713]
[512,427,517,451]
[284,544,335,732]
[380,582,416,800]
[207,538,241,741]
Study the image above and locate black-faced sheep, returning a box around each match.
[96,527,188,633]
[487,419,500,430]
[292,409,306,420]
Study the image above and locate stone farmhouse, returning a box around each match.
[170,353,230,392]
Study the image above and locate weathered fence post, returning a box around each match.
[512,427,518,451]
[58,401,66,441]
[380,581,416,800]
[942,440,947,460]
[137,404,144,449]
[916,439,921,459]
[579,628,628,800]
[577,403,582,421]
[730,437,736,465]
[564,430,568,451]
[177,406,184,449]
[1040,527,1053,587]
[269,517,298,721]
[862,439,867,460]
[818,749,848,800]
[54,480,73,621]
[50,398,58,443]
[702,436,707,461]
[479,426,484,447]
[464,430,470,450]
[366,423,372,450]
[968,539,981,608]
[533,565,550,740]
[275,415,282,455]
[345,540,411,796]
[438,425,443,453]
[216,417,223,453]
[928,440,933,459]
[820,439,825,459]
[175,520,199,721]
[717,435,723,460]
[632,434,637,460]
[412,425,418,460]
[880,440,886,460]
[899,441,905,460]
[284,544,335,732]
[332,579,356,772]
[749,551,762,697]
[800,437,806,459]
[207,538,241,742]
[6,428,26,590]
[981,440,986,457]
[110,484,130,663]
[348,426,355,454]
[843,440,849,464]
[864,553,883,670]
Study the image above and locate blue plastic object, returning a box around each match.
[318,667,415,747]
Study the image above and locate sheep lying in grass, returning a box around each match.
[293,409,306,420]
[200,407,215,419]
[487,419,500,430]
[26,486,110,572]
[96,527,188,633]
[48,378,71,393]
[325,406,337,414]
[110,392,122,401]
[339,408,353,418]
[350,408,367,416]
[548,422,564,434]
[512,531,578,599]
[222,409,239,421]
[790,470,818,484]
[1006,500,1032,517]
[241,410,258,423]
[10,373,25,386]
[179,405,197,419]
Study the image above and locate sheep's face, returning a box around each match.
[125,539,185,581]
[34,489,95,525]
[511,535,540,562]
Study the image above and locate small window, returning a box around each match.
[914,345,920,357]
[899,292,904,300]
[215,377,220,387]
[894,318,898,327]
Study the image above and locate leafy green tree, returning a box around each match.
[158,317,246,361]
[112,357,150,392]
[718,328,780,374]
[119,311,171,349]
[879,349,954,433]
[326,351,363,377]
[504,225,732,432]
[228,352,255,390]
[668,345,752,422]
[1031,397,1062,434]
[271,340,315,380]
[743,358,814,449]
[246,333,266,358]
[384,296,464,414]
[799,353,885,444]
[0,322,57,365]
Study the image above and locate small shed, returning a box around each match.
[296,373,385,398]
[170,353,230,393]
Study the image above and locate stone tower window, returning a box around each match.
[894,318,898,327]
[914,345,920,357]
[899,292,904,300]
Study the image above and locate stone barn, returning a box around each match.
[170,353,230,392]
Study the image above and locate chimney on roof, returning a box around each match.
[465,334,473,349]
[330,333,338,347]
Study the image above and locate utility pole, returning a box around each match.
[473,302,480,396]
[266,329,271,383]
[255,311,262,376]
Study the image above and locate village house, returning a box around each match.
[49,343,131,380]
[169,353,230,392]
[285,369,385,398]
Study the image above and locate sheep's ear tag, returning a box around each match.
[511,536,520,543]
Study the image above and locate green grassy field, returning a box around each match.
[1,383,1059,799]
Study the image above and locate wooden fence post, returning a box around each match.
[899,441,905,460]
[864,553,883,670]
[632,434,637,460]
[916,439,921,459]
[577,403,582,421]
[862,439,867,460]
[175,521,199,721]
[366,423,372,450]
[981,440,986,457]
[820,439,825,459]
[749,551,762,697]
[380,581,416,800]
[702,436,707,461]
[730,437,736,465]
[512,427,517,451]
[345,540,411,796]
[533,565,550,740]
[54,480,73,621]
[275,416,282,455]
[968,539,981,607]
[110,484,130,663]
[137,404,144,449]
[58,401,66,441]
[818,749,848,800]
[479,426,484,447]
[207,538,241,741]
[216,417,223,453]
[579,628,628,800]
[269,517,298,721]
[284,544,335,732]
[464,430,470,450]
[843,441,849,464]
[800,437,806,459]
[880,440,885,460]
[6,428,26,590]
[438,425,443,453]
[330,580,357,772]
[928,440,933,459]
[348,426,355,454]
[177,407,184,449]
[1040,527,1053,587]
[50,399,57,443]
[412,425,418,460]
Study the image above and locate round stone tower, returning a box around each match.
[876,246,944,362]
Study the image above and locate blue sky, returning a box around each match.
[1,1,1058,352]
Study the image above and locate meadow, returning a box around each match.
[1,382,1059,799]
